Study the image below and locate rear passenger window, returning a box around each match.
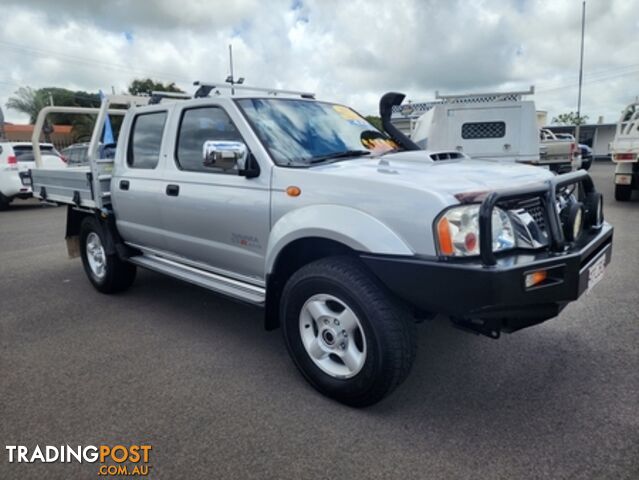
[176,107,243,173]
[128,111,167,169]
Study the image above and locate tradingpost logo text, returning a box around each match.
[5,444,153,476]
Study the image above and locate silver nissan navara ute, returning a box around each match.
[28,85,613,406]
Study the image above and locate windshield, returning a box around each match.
[236,98,397,166]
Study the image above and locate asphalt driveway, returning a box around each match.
[0,161,637,479]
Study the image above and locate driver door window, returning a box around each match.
[176,107,243,174]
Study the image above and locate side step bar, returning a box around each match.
[128,254,265,305]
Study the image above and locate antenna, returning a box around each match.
[193,81,314,99]
[225,44,245,95]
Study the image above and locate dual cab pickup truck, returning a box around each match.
[28,85,613,406]
[539,128,581,172]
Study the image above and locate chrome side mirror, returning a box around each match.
[203,140,248,171]
[202,140,259,177]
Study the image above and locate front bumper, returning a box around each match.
[361,223,612,333]
[363,169,612,335]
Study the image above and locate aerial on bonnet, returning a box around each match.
[23,84,612,406]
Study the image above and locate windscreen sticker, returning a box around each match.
[360,131,398,153]
[332,105,362,121]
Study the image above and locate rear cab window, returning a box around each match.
[127,111,168,169]
[14,145,59,162]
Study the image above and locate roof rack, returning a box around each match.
[391,86,536,118]
[193,81,315,99]
[148,91,192,104]
[435,86,535,104]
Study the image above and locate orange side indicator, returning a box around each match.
[525,270,547,288]
[286,186,302,197]
[437,217,454,256]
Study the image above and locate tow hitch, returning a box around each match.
[451,317,501,339]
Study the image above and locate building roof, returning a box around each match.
[4,124,73,134]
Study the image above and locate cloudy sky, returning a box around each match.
[1,0,637,124]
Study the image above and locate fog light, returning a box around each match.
[525,270,548,288]
[584,192,603,227]
[561,202,584,242]
[573,207,583,238]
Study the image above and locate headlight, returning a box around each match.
[435,205,515,257]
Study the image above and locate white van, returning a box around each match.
[0,142,66,209]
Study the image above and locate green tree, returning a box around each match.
[365,115,383,130]
[6,87,101,124]
[7,87,55,142]
[552,112,589,126]
[128,78,184,96]
[6,87,49,124]
[7,86,105,142]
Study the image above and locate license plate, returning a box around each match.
[587,253,607,293]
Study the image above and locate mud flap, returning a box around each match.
[66,236,81,258]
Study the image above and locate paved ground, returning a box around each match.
[0,162,637,479]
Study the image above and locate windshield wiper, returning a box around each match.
[309,150,371,164]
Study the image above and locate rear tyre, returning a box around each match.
[280,256,416,407]
[80,217,136,293]
[0,193,11,211]
[581,158,592,170]
[615,184,632,202]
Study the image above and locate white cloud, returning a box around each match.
[1,0,638,125]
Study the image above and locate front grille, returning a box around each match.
[506,197,546,231]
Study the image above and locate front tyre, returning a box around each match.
[80,217,136,293]
[615,184,632,201]
[281,256,416,407]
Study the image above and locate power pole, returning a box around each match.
[0,106,5,140]
[43,91,54,143]
[575,1,586,143]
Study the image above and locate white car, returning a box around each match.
[0,142,67,209]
